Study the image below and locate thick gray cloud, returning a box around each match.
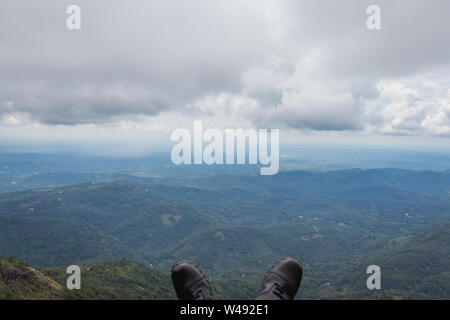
[0,0,449,136]
[0,0,273,124]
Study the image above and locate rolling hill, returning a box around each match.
[1,257,259,300]
[1,224,448,299]
[0,216,137,267]
[0,168,449,299]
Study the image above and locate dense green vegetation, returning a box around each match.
[300,224,450,299]
[0,167,449,299]
[0,257,260,300]
[0,256,63,299]
[42,258,176,299]
[0,216,137,267]
[1,224,448,299]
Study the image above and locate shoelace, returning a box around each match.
[272,283,288,299]
[194,289,207,300]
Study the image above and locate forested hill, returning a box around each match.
[0,257,257,300]
[1,224,448,299]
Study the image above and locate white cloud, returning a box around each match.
[259,51,361,130]
[0,112,32,126]
[373,75,450,136]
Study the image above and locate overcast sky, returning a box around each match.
[0,0,449,153]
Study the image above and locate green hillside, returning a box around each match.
[307,224,450,300]
[1,224,448,299]
[344,224,450,299]
[0,216,138,267]
[0,169,449,299]
[42,258,176,299]
[0,257,259,300]
[0,256,63,299]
